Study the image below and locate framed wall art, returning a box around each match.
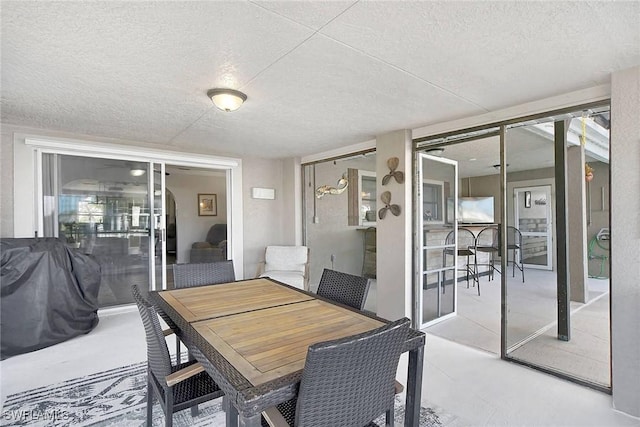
[198,193,217,216]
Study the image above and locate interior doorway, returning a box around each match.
[514,185,553,270]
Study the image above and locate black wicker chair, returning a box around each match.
[131,285,224,427]
[172,260,236,363]
[262,318,410,427]
[316,268,370,310]
[173,260,236,289]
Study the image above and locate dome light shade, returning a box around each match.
[130,168,146,177]
[207,88,247,112]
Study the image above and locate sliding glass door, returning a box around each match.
[503,108,611,389]
[41,154,166,306]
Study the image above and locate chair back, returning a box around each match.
[173,260,236,288]
[295,318,410,426]
[317,268,370,310]
[264,246,308,274]
[476,226,499,250]
[205,224,227,246]
[445,227,476,254]
[507,226,522,248]
[131,284,172,386]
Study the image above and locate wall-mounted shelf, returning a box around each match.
[347,168,376,226]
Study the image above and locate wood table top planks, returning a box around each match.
[158,278,315,322]
[192,299,385,386]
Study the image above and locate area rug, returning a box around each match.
[1,361,455,426]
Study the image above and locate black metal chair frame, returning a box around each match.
[443,228,479,295]
[507,226,525,283]
[261,318,410,427]
[131,285,224,427]
[474,226,501,281]
[316,268,371,310]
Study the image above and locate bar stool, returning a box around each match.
[475,226,501,281]
[507,226,525,282]
[444,227,479,295]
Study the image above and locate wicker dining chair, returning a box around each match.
[173,260,236,289]
[261,317,410,427]
[131,285,224,427]
[316,268,370,310]
[172,260,236,363]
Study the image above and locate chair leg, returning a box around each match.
[176,338,181,365]
[465,255,470,288]
[474,255,480,296]
[187,351,199,417]
[386,404,395,427]
[165,388,173,427]
[146,370,153,427]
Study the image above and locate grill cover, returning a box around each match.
[1,238,100,359]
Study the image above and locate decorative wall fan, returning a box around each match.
[378,191,401,219]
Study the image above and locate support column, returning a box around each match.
[375,130,413,321]
[567,145,588,303]
[611,65,640,418]
[282,157,302,245]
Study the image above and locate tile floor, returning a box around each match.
[425,269,611,387]
[1,305,638,426]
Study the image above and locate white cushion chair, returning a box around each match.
[257,246,309,290]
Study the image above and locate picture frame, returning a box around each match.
[524,191,531,208]
[198,193,217,216]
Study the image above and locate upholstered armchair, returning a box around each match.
[256,245,309,290]
[190,224,227,263]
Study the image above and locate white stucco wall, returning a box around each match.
[304,155,376,287]
[0,126,15,237]
[375,129,413,321]
[610,65,640,418]
[242,157,286,279]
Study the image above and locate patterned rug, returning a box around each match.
[1,360,453,426]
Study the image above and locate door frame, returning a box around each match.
[18,136,244,284]
[513,184,553,270]
[415,152,459,329]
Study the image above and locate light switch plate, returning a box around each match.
[251,187,275,200]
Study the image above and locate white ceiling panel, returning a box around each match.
[321,1,640,110]
[0,1,636,159]
[174,34,484,158]
[1,1,314,145]
[252,1,357,30]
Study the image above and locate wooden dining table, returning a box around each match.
[149,277,425,427]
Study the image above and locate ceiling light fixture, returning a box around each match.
[130,168,146,177]
[207,88,247,112]
[493,164,510,170]
[425,147,445,156]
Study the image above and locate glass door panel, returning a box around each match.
[417,153,458,328]
[514,185,552,269]
[504,110,611,389]
[42,154,156,307]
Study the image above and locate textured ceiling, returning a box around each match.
[1,1,638,159]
